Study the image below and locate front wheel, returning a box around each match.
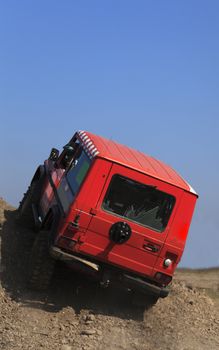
[28,230,55,290]
[17,170,45,228]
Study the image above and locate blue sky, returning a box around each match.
[0,1,218,268]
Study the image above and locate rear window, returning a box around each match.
[102,175,175,232]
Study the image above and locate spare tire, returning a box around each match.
[109,222,132,244]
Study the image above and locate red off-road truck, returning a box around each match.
[18,130,198,306]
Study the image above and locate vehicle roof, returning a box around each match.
[77,130,197,196]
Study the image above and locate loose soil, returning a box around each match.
[0,198,218,350]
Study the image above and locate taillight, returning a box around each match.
[67,223,80,235]
[163,252,178,269]
[154,272,172,285]
[165,252,178,264]
[57,236,77,249]
[163,258,172,267]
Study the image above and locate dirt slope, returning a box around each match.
[0,198,219,350]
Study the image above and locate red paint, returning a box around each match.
[35,130,198,289]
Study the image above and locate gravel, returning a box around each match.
[0,198,218,350]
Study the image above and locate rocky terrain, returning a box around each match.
[0,198,219,350]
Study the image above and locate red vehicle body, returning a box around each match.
[18,130,198,305]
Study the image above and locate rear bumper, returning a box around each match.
[50,246,170,298]
[122,274,169,298]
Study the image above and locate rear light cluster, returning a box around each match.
[164,258,172,267]
[155,272,172,285]
[58,236,77,249]
[163,252,178,268]
[165,252,178,264]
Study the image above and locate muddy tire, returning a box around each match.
[17,172,45,228]
[28,230,55,290]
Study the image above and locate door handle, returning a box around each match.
[143,243,159,253]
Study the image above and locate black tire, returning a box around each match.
[28,230,55,290]
[132,292,158,310]
[17,174,45,228]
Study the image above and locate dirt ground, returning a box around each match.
[0,198,219,350]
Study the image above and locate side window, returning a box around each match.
[102,175,175,232]
[66,150,91,196]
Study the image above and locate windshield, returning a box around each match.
[102,175,175,232]
[66,150,91,196]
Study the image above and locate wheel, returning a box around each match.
[132,292,158,310]
[28,230,55,290]
[17,175,45,228]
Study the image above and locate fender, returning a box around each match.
[41,205,61,244]
[31,165,45,185]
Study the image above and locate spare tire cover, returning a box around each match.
[109,221,132,244]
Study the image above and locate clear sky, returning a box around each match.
[0,1,218,268]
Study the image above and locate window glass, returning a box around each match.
[66,151,91,196]
[102,175,175,232]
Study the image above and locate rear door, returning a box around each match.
[81,164,183,277]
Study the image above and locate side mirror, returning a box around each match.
[49,148,59,161]
[63,144,75,153]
